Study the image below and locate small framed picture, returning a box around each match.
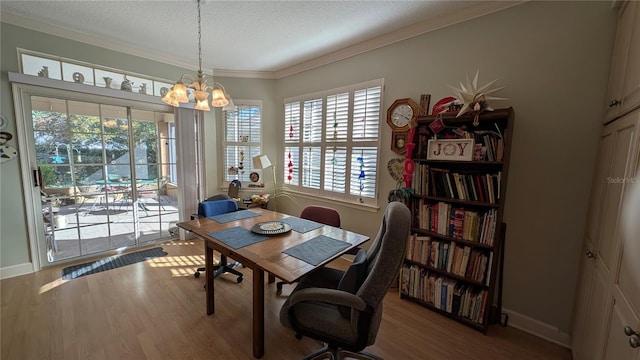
[391,130,408,155]
[426,139,474,161]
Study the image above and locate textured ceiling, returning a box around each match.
[0,1,522,77]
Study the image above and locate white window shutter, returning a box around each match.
[282,80,383,205]
[223,103,262,183]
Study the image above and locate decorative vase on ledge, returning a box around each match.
[121,76,133,92]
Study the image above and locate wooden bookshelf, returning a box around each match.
[400,107,514,333]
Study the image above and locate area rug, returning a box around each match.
[62,247,168,280]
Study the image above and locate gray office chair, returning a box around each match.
[280,202,411,360]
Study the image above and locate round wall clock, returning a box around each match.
[386,98,419,130]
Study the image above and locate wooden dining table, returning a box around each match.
[176,208,369,358]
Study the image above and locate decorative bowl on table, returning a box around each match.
[251,221,292,235]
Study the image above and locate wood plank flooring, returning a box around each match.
[1,239,572,360]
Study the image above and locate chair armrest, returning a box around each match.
[289,288,366,312]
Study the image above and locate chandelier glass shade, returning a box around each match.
[162,0,231,111]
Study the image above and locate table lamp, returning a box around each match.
[253,154,277,211]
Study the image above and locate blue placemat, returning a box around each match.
[280,217,324,233]
[282,235,351,266]
[208,226,269,249]
[209,210,260,224]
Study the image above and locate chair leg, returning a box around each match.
[301,344,338,360]
[194,255,243,283]
[156,195,166,210]
[137,200,149,216]
[336,349,383,360]
[214,255,243,283]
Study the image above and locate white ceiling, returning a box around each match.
[0,1,523,78]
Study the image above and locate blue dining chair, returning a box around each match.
[192,198,243,283]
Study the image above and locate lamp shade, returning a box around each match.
[172,81,189,103]
[211,86,229,107]
[195,98,211,111]
[253,154,272,170]
[161,88,179,107]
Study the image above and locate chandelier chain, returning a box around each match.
[162,0,231,110]
[197,0,202,72]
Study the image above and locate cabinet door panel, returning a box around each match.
[603,294,640,360]
[620,1,640,116]
[598,121,635,269]
[571,245,597,358]
[604,1,636,123]
[617,128,640,326]
[579,268,610,360]
[572,129,615,356]
[586,131,615,250]
[573,112,640,360]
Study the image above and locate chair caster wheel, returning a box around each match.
[194,272,200,278]
[237,276,243,283]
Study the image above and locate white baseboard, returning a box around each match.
[503,307,571,349]
[0,262,34,280]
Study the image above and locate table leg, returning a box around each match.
[205,242,215,315]
[253,268,265,358]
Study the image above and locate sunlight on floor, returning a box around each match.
[147,255,204,267]
[39,277,69,294]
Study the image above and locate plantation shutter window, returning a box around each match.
[223,101,262,183]
[282,79,383,206]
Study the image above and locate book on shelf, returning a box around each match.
[434,277,443,309]
[451,246,464,275]
[425,168,501,204]
[399,264,493,325]
[485,252,494,286]
[446,242,456,273]
[459,246,471,277]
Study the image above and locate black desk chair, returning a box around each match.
[192,198,243,283]
[279,202,411,360]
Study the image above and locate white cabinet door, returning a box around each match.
[605,126,640,360]
[604,1,639,123]
[571,123,616,358]
[603,281,640,360]
[619,1,640,118]
[572,110,640,359]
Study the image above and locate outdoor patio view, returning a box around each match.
[33,97,178,263]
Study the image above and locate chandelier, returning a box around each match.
[162,0,232,111]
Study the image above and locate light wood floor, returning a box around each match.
[1,239,572,360]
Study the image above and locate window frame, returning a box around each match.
[222,99,264,187]
[283,79,383,207]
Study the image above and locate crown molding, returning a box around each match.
[273,1,527,79]
[0,11,279,78]
[2,2,526,80]
[213,69,276,79]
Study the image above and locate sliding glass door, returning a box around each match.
[31,96,179,263]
